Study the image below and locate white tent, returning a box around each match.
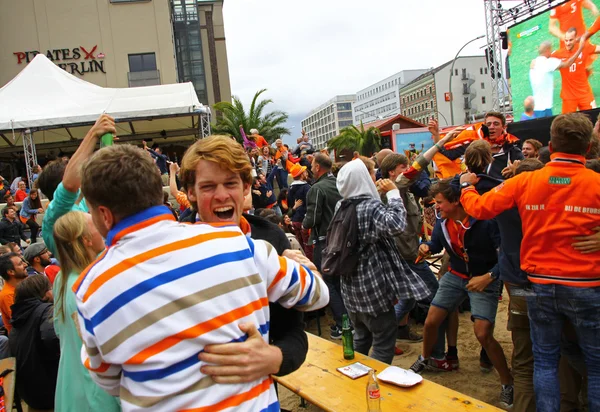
[0,54,210,153]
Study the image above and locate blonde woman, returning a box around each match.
[52,211,121,412]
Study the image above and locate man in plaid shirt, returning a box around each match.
[335,158,430,364]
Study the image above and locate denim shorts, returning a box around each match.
[431,272,500,324]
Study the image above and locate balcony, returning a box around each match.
[128,70,161,87]
[464,102,472,110]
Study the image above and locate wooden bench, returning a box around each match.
[274,334,502,411]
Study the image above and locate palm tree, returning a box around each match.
[212,89,290,143]
[327,122,381,157]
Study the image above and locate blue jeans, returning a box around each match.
[527,284,600,412]
[275,168,288,189]
[429,272,500,360]
[394,261,439,321]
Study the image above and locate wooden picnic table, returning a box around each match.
[274,333,502,411]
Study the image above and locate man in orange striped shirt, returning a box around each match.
[459,113,600,411]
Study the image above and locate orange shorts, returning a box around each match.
[562,94,596,113]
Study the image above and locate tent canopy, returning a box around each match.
[0,54,209,152]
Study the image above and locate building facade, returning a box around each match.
[400,56,494,126]
[301,95,356,150]
[0,0,230,107]
[352,70,427,124]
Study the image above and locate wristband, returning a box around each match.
[435,142,443,150]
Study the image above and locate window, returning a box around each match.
[482,96,487,104]
[128,53,157,72]
[484,67,488,74]
[481,82,485,89]
[480,67,483,75]
[454,69,458,76]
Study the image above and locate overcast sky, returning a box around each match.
[222,0,488,145]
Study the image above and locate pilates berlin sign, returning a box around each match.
[13,46,106,76]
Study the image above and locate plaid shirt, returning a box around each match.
[341,194,431,315]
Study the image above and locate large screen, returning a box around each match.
[508,0,600,121]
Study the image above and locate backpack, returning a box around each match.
[321,199,362,277]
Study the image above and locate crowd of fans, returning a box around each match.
[0,108,595,412]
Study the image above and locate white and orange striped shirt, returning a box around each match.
[73,206,328,411]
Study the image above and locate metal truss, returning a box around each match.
[199,111,211,139]
[485,0,563,112]
[22,129,38,186]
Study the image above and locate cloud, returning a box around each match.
[223,0,487,142]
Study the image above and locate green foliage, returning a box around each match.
[327,122,381,156]
[212,89,290,143]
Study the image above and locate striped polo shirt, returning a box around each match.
[73,205,328,411]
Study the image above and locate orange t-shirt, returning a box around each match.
[446,217,469,259]
[15,190,27,202]
[550,0,586,38]
[0,282,15,332]
[254,135,269,148]
[552,42,596,100]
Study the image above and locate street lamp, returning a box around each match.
[436,111,450,126]
[448,35,485,125]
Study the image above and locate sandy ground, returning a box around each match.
[279,290,512,412]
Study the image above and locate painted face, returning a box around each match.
[434,193,459,220]
[187,159,249,224]
[522,142,538,159]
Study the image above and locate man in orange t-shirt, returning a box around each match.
[552,28,600,112]
[549,0,599,46]
[0,252,27,332]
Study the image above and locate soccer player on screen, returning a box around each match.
[552,28,600,113]
[530,41,584,117]
[549,0,599,46]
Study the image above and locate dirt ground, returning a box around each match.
[279,289,512,412]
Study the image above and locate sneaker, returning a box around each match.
[480,348,494,373]
[396,326,423,342]
[499,385,514,409]
[330,325,342,340]
[409,356,427,374]
[446,353,460,370]
[427,357,453,372]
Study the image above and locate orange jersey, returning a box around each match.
[552,42,596,100]
[460,153,600,287]
[550,0,587,36]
